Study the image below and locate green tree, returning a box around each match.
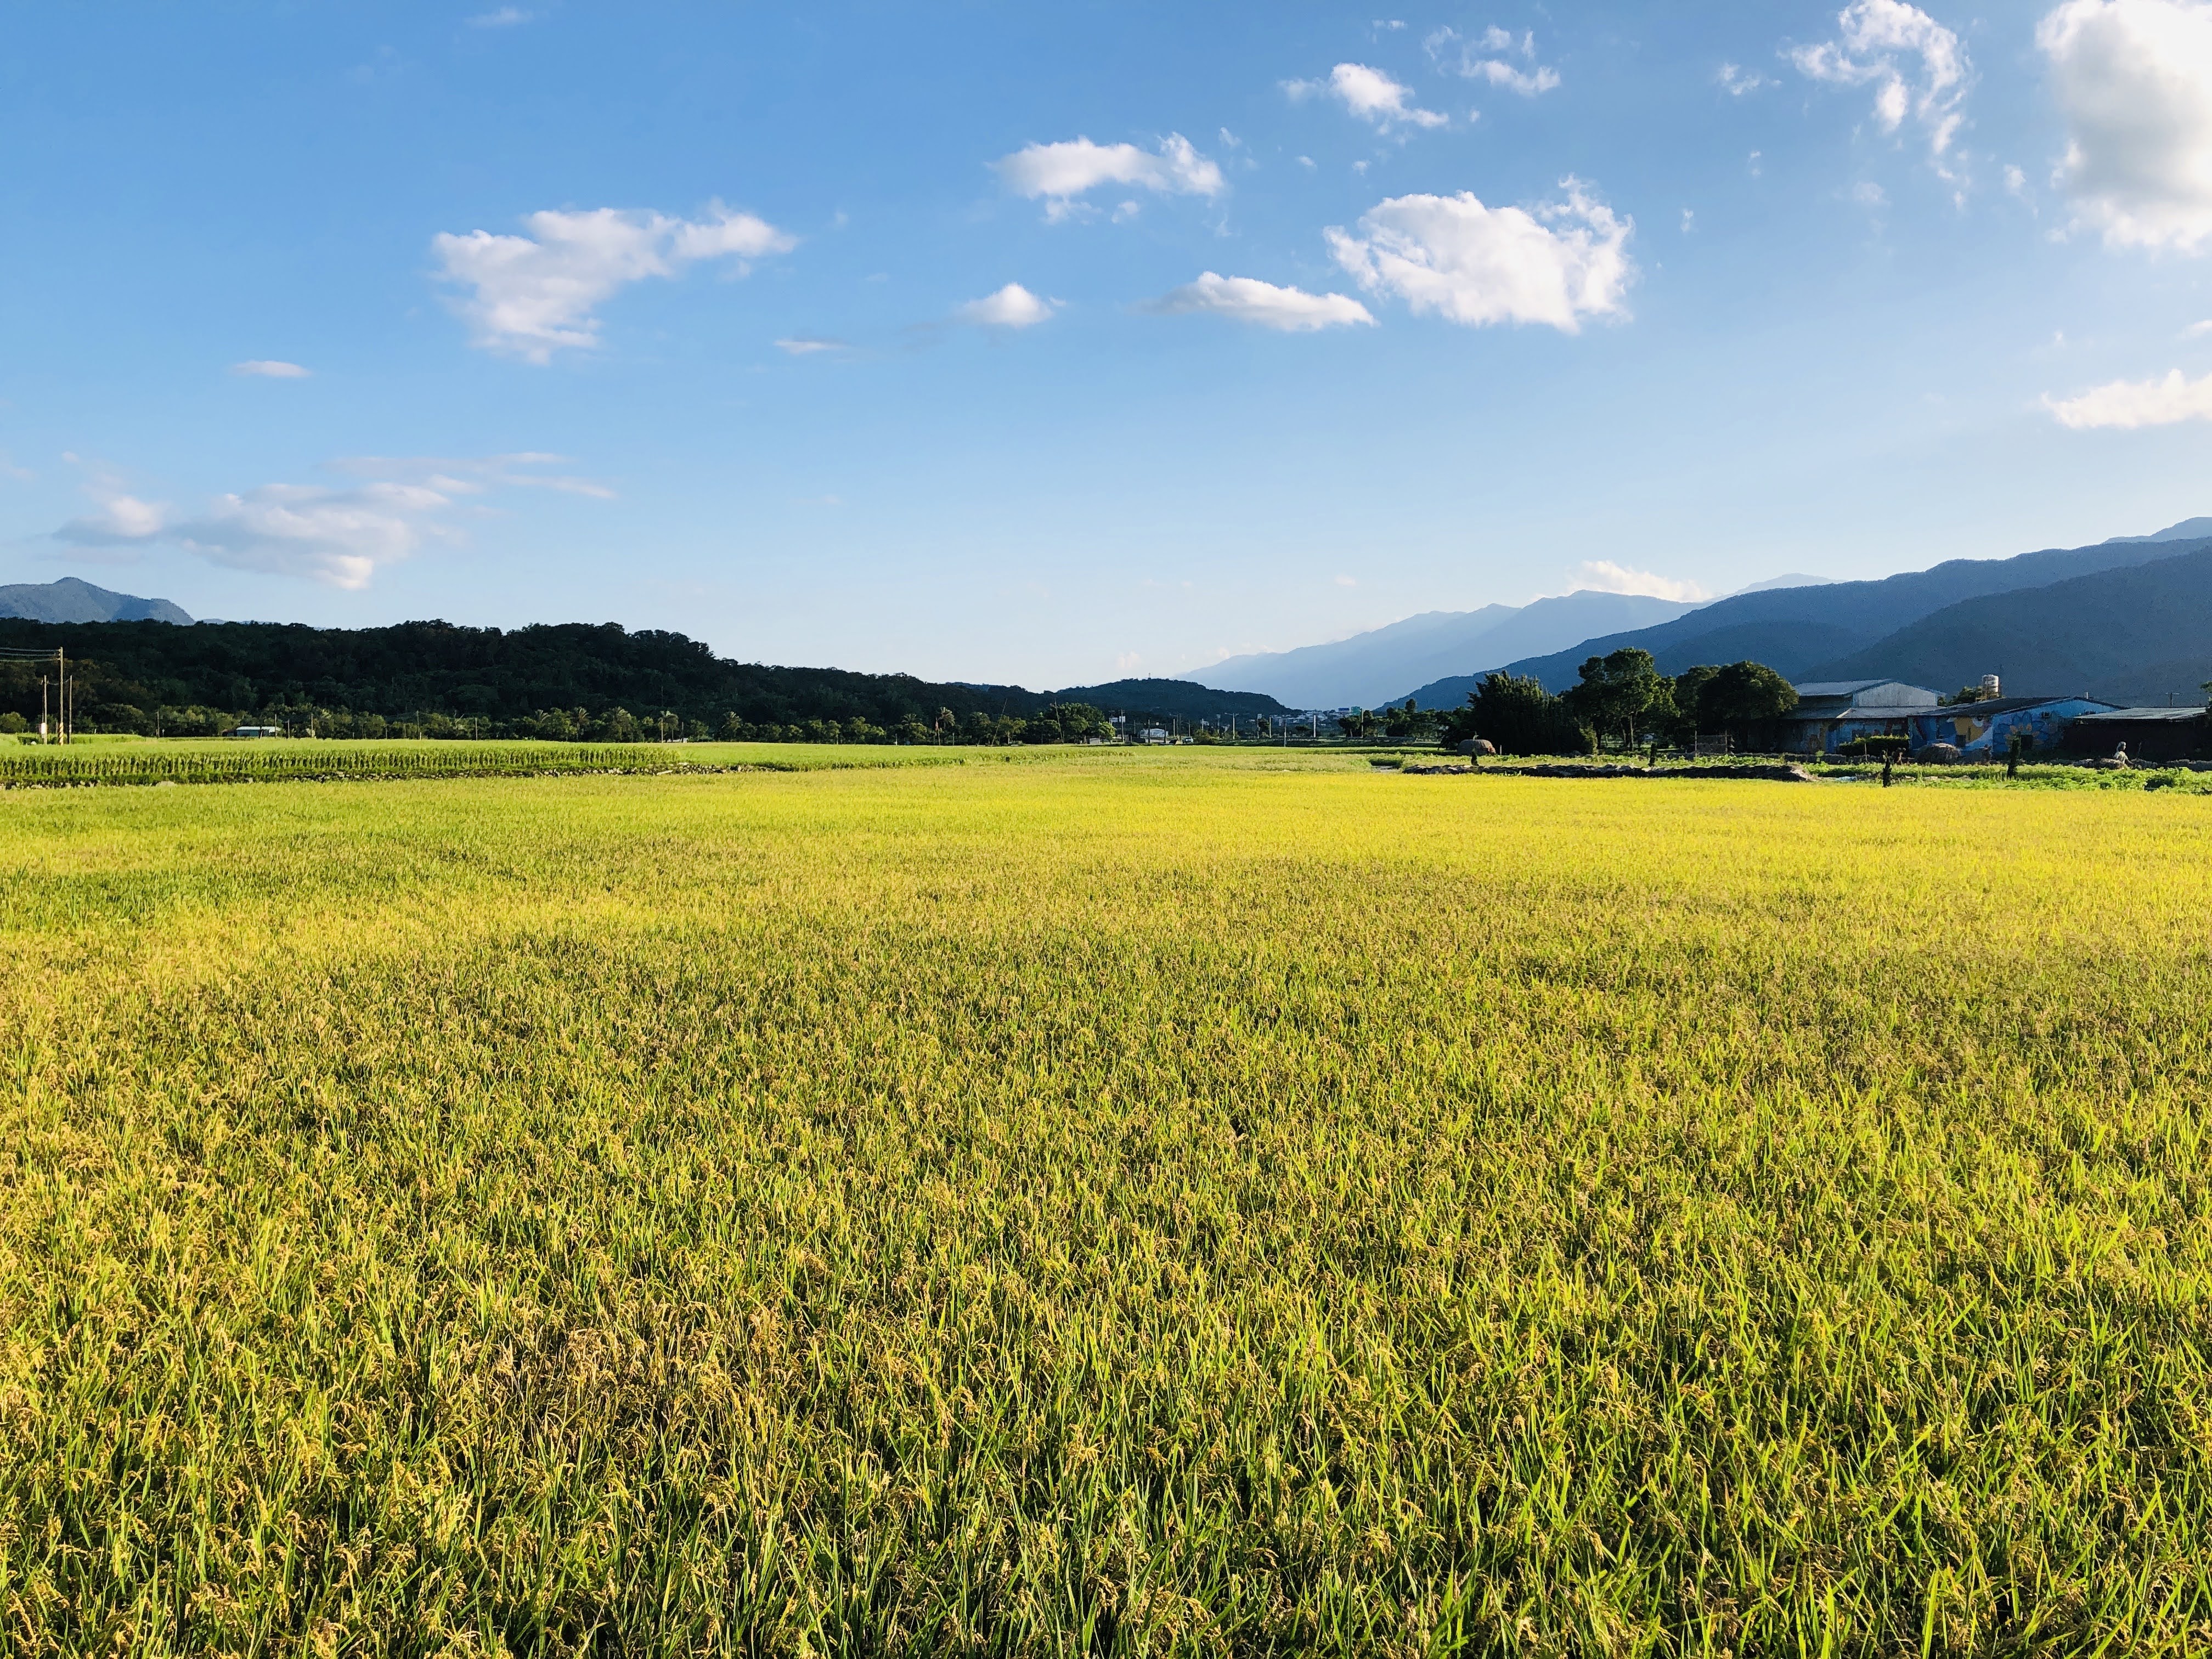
[1697,661,1799,736]
[1561,649,1667,749]
[1440,674,1576,755]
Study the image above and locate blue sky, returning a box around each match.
[4,1,2210,687]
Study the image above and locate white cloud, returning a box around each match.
[1284,63,1449,129]
[1144,272,1375,331]
[1791,0,1971,160]
[775,336,848,355]
[431,204,795,362]
[1718,61,1773,94]
[2045,366,2212,425]
[1851,179,1891,206]
[1,452,39,483]
[1426,28,1561,95]
[1325,181,1634,331]
[2185,318,2212,334]
[468,6,531,24]
[1334,574,1359,586]
[2039,0,2212,250]
[992,135,1224,221]
[955,283,1057,328]
[230,359,311,379]
[50,454,607,588]
[1575,560,1709,601]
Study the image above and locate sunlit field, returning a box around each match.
[4,751,2210,1655]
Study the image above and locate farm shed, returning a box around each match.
[1906,696,2115,758]
[1783,680,1940,755]
[2064,707,2209,764]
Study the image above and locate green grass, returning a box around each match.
[0,739,970,788]
[3,751,2210,1655]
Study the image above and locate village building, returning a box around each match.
[2064,706,2209,764]
[1907,695,2115,758]
[1782,680,1940,754]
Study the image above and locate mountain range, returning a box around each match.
[1200,590,1705,709]
[0,576,194,625]
[1422,529,2210,708]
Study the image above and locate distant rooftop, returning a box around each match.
[2073,707,2208,724]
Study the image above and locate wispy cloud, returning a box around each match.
[230,359,311,379]
[1143,272,1374,331]
[50,454,609,588]
[775,336,849,356]
[1717,61,1773,95]
[2045,368,2212,427]
[467,7,532,26]
[992,136,1224,221]
[432,204,795,362]
[1425,27,1560,95]
[1790,0,1971,163]
[1284,63,1448,129]
[1575,560,1708,601]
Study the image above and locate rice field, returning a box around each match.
[3,749,2209,1656]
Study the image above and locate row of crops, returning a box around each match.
[0,742,955,787]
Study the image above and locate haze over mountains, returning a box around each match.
[1389,524,2212,710]
[8,515,2207,715]
[1202,591,1707,710]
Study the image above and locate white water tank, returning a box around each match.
[1980,674,2001,698]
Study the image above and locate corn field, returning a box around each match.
[3,751,2210,1655]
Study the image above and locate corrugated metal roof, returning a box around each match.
[1929,696,2114,717]
[1793,680,1892,696]
[2073,707,2209,724]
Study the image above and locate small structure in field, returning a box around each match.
[2065,707,2208,764]
[221,725,284,739]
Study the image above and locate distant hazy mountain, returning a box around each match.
[1802,541,2212,704]
[0,576,192,624]
[1729,573,1833,595]
[1404,529,2201,703]
[2106,516,2212,544]
[1198,590,1704,709]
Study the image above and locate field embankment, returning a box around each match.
[2,752,2209,1654]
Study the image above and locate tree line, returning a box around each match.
[1423,651,1800,754]
[0,618,1128,743]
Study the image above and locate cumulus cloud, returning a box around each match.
[1575,560,1709,601]
[1144,272,1375,331]
[1791,0,1971,160]
[1284,62,1449,128]
[2045,367,2212,425]
[2039,0,2212,249]
[431,204,794,362]
[51,454,607,588]
[1325,181,1634,331]
[1718,62,1773,94]
[955,284,1058,328]
[1425,27,1561,95]
[992,135,1224,221]
[230,359,311,379]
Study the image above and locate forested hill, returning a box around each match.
[0,617,1291,738]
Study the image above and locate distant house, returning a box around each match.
[221,725,284,739]
[1138,726,1172,744]
[1784,680,1940,754]
[1908,696,2115,758]
[2064,706,2208,764]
